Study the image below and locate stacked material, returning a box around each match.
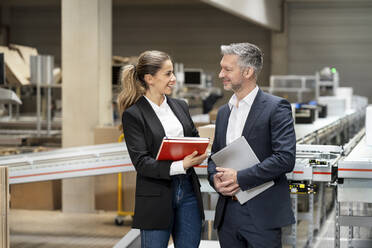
[0,44,62,86]
[318,96,346,116]
[367,105,372,146]
[0,46,30,85]
[0,166,9,248]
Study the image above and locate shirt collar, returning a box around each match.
[228,86,259,109]
[144,95,168,111]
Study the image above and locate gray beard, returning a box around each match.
[231,82,243,92]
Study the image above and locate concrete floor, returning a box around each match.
[9,204,372,248]
[10,209,131,248]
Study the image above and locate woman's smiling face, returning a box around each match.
[149,59,176,95]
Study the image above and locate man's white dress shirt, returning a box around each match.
[226,86,259,145]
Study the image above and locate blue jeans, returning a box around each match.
[140,175,202,248]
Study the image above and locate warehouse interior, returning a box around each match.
[1,0,372,247]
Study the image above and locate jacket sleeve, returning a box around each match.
[122,109,172,180]
[237,99,296,191]
[207,142,218,189]
[207,109,222,189]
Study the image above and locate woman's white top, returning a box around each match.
[144,96,186,175]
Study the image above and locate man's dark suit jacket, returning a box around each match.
[122,96,204,230]
[208,89,296,230]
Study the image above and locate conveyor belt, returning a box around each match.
[287,144,342,182]
[0,142,133,184]
[0,142,208,184]
[339,135,372,179]
[295,109,363,144]
[0,108,362,184]
[1,140,344,185]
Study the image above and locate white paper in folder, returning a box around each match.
[366,105,372,146]
[211,136,274,204]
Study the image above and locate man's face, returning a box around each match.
[219,54,245,92]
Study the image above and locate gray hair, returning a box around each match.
[221,42,263,77]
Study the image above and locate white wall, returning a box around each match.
[9,5,61,65]
[7,2,272,89]
[201,0,283,31]
[287,1,372,103]
[113,3,272,90]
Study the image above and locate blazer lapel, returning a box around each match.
[242,89,266,138]
[136,96,166,141]
[220,104,231,148]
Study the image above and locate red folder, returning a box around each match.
[156,137,209,161]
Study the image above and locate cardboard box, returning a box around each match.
[95,172,136,212]
[94,125,136,212]
[0,166,9,248]
[10,181,61,210]
[209,108,218,123]
[197,124,216,151]
[9,44,38,80]
[0,46,30,86]
[94,125,122,144]
[121,171,136,212]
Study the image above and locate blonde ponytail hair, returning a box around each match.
[117,50,171,115]
[117,65,146,114]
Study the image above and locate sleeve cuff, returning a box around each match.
[170,161,186,176]
[237,170,250,191]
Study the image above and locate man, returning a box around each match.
[208,42,296,248]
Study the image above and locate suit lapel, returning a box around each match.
[220,104,231,147]
[242,89,266,138]
[136,96,166,141]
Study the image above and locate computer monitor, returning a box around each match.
[184,69,205,88]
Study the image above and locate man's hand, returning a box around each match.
[216,167,238,184]
[213,171,240,196]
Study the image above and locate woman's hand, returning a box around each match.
[183,151,208,170]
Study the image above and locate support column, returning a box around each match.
[271,1,288,75]
[61,0,112,212]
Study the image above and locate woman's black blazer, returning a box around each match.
[122,96,204,229]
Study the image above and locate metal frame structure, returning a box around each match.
[283,109,366,248]
[316,70,339,97]
[336,136,372,248]
[269,75,318,103]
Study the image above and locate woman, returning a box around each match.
[118,50,207,248]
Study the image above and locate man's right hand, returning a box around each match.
[214,172,240,196]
